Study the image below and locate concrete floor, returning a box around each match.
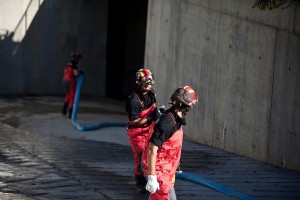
[0,96,299,200]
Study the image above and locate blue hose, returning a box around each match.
[176,172,257,200]
[71,74,126,131]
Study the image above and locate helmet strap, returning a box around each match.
[173,101,190,114]
[139,85,149,93]
[182,107,190,116]
[173,106,187,126]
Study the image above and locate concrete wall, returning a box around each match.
[145,0,300,171]
[0,0,108,96]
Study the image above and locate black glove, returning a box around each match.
[146,116,153,123]
[147,109,159,123]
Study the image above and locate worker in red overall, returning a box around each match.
[62,51,82,118]
[126,69,158,193]
[143,86,198,200]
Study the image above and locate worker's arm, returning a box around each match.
[146,142,160,193]
[128,117,148,126]
[148,142,158,175]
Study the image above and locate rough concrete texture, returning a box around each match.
[0,96,129,146]
[0,96,299,200]
[144,0,300,171]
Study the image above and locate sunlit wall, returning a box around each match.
[0,0,43,42]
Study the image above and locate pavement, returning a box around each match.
[0,95,299,200]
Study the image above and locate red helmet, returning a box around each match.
[170,86,198,107]
[136,69,155,85]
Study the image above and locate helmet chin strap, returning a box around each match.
[175,109,187,126]
[171,102,188,126]
[179,107,190,126]
[172,101,190,115]
[181,107,190,116]
[139,86,150,93]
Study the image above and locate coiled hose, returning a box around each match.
[71,74,126,131]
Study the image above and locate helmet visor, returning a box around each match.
[141,74,154,85]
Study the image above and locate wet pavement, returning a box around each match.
[0,96,299,200]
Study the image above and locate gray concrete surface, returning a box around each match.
[145,0,300,171]
[0,96,299,200]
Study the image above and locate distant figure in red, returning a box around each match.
[62,51,82,118]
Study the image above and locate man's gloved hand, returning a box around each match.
[146,175,160,194]
[146,109,159,123]
[146,115,153,123]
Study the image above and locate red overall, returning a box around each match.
[143,113,183,200]
[127,94,156,176]
[63,65,77,109]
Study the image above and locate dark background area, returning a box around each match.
[106,0,148,99]
[0,0,148,100]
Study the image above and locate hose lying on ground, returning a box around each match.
[176,172,257,200]
[71,74,126,131]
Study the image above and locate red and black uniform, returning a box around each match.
[63,62,78,111]
[143,107,184,200]
[126,88,156,177]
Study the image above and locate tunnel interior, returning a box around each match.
[106,0,148,100]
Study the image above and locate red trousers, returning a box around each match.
[63,79,76,109]
[127,124,153,175]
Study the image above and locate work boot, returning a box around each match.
[62,103,68,116]
[68,109,73,119]
[135,175,147,193]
